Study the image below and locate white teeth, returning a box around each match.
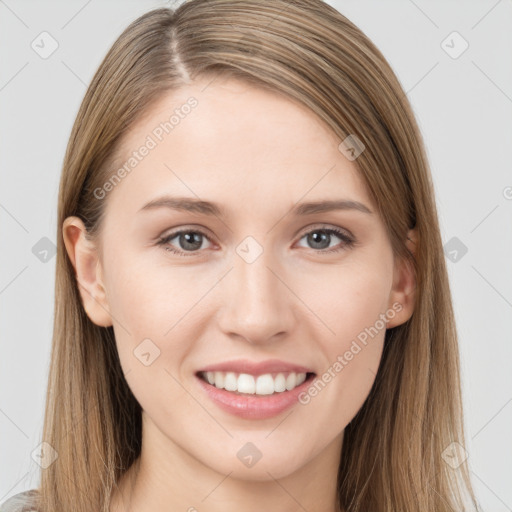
[224,372,238,391]
[285,373,296,390]
[274,373,286,392]
[214,371,225,389]
[201,371,309,395]
[256,374,274,395]
[238,373,256,394]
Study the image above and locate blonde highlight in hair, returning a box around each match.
[38,1,479,511]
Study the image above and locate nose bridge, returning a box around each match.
[217,243,292,343]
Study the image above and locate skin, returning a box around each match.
[63,76,417,512]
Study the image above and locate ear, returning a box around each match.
[386,228,417,329]
[62,216,112,327]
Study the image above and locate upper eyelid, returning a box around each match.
[295,223,353,239]
[159,225,215,243]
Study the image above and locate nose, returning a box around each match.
[216,248,295,345]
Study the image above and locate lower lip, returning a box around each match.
[195,373,315,420]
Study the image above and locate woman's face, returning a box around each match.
[65,76,415,481]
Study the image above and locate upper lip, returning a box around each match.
[197,358,315,377]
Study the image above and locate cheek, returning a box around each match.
[295,297,388,473]
[104,260,201,422]
[105,247,208,335]
[295,256,392,413]
[299,254,393,345]
[103,249,219,396]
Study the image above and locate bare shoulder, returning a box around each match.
[0,489,40,512]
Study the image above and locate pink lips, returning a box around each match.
[197,358,313,377]
[195,358,316,420]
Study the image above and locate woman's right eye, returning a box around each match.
[157,229,214,257]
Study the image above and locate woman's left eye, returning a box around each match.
[157,225,355,257]
[295,227,355,253]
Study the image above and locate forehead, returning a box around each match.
[103,76,373,219]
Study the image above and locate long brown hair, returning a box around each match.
[38,1,480,511]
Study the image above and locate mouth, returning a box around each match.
[196,370,317,396]
[194,358,317,419]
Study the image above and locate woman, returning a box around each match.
[1,0,481,511]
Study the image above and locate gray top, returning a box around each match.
[0,490,39,512]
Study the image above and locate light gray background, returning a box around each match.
[1,0,511,510]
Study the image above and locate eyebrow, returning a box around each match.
[138,196,373,217]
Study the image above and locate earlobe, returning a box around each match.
[62,216,112,327]
[386,228,418,329]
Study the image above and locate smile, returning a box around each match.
[198,370,312,396]
[195,368,316,420]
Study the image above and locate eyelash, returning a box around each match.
[156,225,356,257]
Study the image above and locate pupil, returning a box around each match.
[309,231,330,249]
[181,232,202,250]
